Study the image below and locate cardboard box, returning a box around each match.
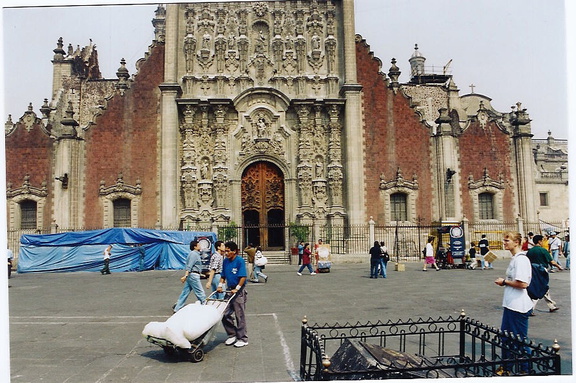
[484,251,498,263]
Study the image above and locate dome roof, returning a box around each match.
[411,44,425,59]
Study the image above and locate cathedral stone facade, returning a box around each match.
[5,1,568,251]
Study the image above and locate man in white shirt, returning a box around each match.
[548,232,563,271]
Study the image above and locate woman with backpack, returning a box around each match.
[494,231,532,376]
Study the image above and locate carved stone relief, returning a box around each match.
[179,1,339,99]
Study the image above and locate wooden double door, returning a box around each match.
[241,161,285,250]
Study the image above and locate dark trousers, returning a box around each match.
[222,288,248,342]
[370,259,379,278]
[101,259,110,274]
[500,307,531,372]
[8,260,12,279]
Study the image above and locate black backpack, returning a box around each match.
[525,258,549,300]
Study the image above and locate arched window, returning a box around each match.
[390,193,408,221]
[113,198,131,227]
[20,200,37,229]
[479,192,494,220]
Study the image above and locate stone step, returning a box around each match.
[244,251,291,264]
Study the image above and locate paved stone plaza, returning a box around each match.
[8,261,573,382]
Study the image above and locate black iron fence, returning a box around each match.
[300,312,561,380]
[7,220,566,262]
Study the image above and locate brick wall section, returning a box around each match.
[5,122,54,227]
[356,37,434,224]
[83,44,165,227]
[458,121,516,222]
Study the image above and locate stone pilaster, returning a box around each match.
[159,4,182,228]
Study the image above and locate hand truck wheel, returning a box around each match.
[190,348,204,362]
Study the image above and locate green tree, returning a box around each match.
[289,222,310,243]
[218,221,238,241]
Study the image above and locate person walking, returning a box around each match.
[173,240,206,312]
[564,234,570,270]
[526,234,563,314]
[423,236,440,271]
[205,240,225,299]
[252,246,268,283]
[494,231,532,376]
[297,243,316,276]
[101,245,112,275]
[468,242,477,269]
[244,243,257,281]
[379,241,389,278]
[548,232,563,270]
[7,248,14,279]
[369,241,381,278]
[478,234,492,269]
[217,241,248,348]
[297,241,305,265]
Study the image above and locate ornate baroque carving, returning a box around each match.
[379,168,419,191]
[6,175,48,199]
[468,168,505,190]
[99,173,142,196]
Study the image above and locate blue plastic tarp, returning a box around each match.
[18,228,217,273]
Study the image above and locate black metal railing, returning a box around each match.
[8,220,567,262]
[300,312,560,380]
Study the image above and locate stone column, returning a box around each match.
[53,103,83,229]
[159,4,182,228]
[511,106,537,222]
[433,108,461,221]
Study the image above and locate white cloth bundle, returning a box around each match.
[142,302,221,348]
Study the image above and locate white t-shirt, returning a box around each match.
[549,237,562,251]
[425,243,434,257]
[502,252,532,313]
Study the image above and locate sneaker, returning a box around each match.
[234,340,248,348]
[264,276,268,283]
[297,272,302,276]
[311,272,316,275]
[550,307,559,312]
[225,336,237,346]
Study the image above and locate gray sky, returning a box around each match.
[1,0,570,139]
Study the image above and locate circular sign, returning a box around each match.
[450,226,463,238]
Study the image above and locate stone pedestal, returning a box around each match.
[395,263,405,272]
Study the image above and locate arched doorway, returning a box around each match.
[241,161,285,250]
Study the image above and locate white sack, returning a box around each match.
[143,302,221,349]
[142,321,166,339]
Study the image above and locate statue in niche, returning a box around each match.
[285,37,294,52]
[311,33,321,51]
[256,116,267,138]
[228,33,236,50]
[315,158,324,178]
[202,32,211,50]
[255,30,267,54]
[200,159,211,179]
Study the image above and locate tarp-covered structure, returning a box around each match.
[18,228,217,273]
